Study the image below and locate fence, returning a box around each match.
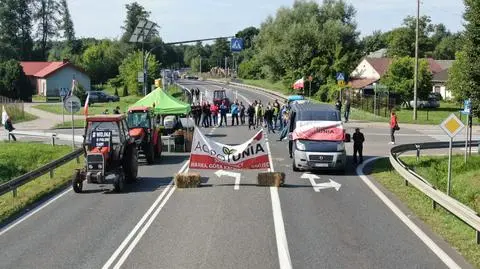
[350,92,397,117]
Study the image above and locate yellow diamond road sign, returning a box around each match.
[440,113,465,138]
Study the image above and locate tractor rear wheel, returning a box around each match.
[113,172,125,192]
[145,143,155,164]
[72,170,83,193]
[124,145,138,183]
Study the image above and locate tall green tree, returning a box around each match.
[0,60,32,100]
[235,26,259,49]
[120,2,153,43]
[81,40,127,84]
[118,50,159,95]
[252,0,360,95]
[462,0,480,115]
[59,0,75,45]
[447,51,469,102]
[34,0,60,59]
[381,57,432,105]
[433,33,463,60]
[0,0,34,60]
[361,30,387,56]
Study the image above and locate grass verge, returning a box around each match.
[0,142,82,223]
[33,95,142,116]
[53,120,85,129]
[371,157,480,267]
[1,104,37,126]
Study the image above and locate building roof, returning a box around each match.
[20,61,86,78]
[367,48,388,58]
[350,78,378,89]
[433,69,449,82]
[365,58,392,77]
[435,60,455,70]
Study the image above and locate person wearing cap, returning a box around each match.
[352,127,365,164]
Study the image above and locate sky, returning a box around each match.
[68,0,465,42]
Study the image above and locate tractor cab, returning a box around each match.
[213,89,230,109]
[126,106,163,164]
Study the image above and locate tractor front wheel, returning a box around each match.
[124,145,138,183]
[113,172,125,192]
[72,170,83,193]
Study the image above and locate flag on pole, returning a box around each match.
[84,93,90,116]
[1,105,8,125]
[293,78,304,90]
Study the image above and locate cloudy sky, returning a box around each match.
[68,0,465,42]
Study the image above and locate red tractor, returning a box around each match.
[213,89,230,109]
[127,107,163,164]
[73,115,138,193]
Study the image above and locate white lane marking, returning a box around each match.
[0,188,72,237]
[357,158,461,269]
[113,182,178,269]
[214,170,241,190]
[102,161,189,269]
[234,176,241,190]
[265,132,292,269]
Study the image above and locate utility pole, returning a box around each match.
[199,56,202,75]
[225,56,228,79]
[413,0,420,121]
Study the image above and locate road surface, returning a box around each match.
[0,80,473,269]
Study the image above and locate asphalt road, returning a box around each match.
[0,79,474,269]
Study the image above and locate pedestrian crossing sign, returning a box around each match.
[336,72,345,81]
[230,38,244,52]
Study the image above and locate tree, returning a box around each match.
[81,40,126,84]
[34,0,60,59]
[252,0,360,96]
[386,28,414,57]
[0,0,34,60]
[433,34,463,60]
[361,30,387,56]
[118,50,159,95]
[447,51,470,102]
[120,2,152,43]
[235,26,259,49]
[0,60,33,100]
[59,0,75,45]
[381,57,432,105]
[462,0,480,115]
[209,38,231,68]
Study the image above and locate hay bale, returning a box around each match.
[175,172,201,188]
[257,172,285,187]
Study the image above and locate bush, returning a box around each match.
[122,84,129,97]
[114,88,119,96]
[238,59,262,79]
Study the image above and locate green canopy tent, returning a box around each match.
[130,88,191,115]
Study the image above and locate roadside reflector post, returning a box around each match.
[447,137,453,196]
[49,169,54,179]
[476,230,480,245]
[432,200,436,210]
[415,144,421,162]
[12,188,17,198]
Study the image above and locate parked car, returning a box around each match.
[409,98,440,109]
[87,91,120,104]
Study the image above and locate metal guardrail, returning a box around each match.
[390,141,480,244]
[0,148,83,197]
[7,130,84,145]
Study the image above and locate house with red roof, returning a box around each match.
[349,57,454,100]
[20,59,91,97]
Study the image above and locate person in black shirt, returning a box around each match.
[113,106,121,114]
[352,128,365,164]
[239,102,246,125]
[247,104,255,130]
[265,106,275,133]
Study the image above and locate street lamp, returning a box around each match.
[129,19,157,96]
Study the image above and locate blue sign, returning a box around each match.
[336,72,345,81]
[230,38,244,52]
[464,99,471,114]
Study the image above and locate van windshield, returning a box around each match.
[298,110,340,121]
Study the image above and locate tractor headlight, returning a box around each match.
[296,140,306,151]
[337,142,345,152]
[98,164,103,169]
[88,165,93,169]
